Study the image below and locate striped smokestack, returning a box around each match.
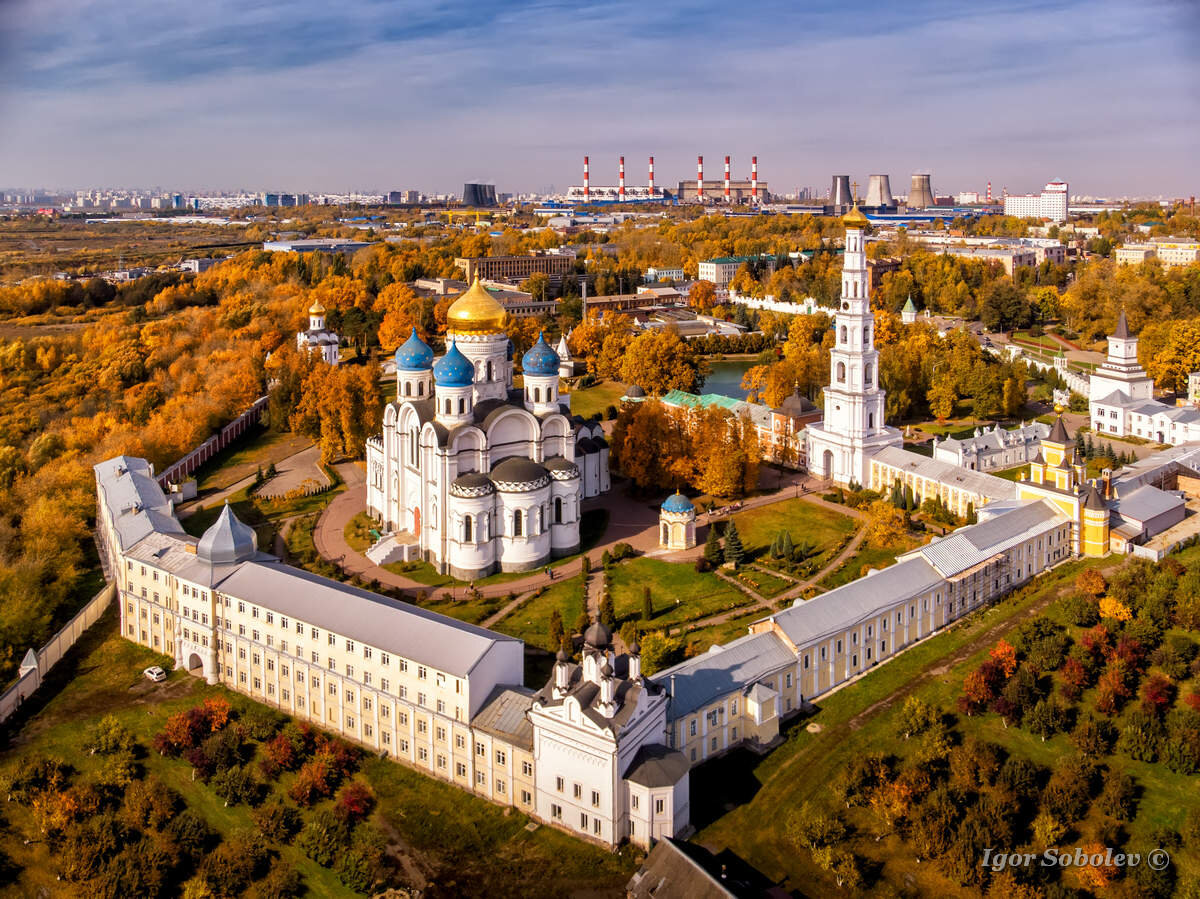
[751,156,758,202]
[648,156,655,193]
[724,155,731,202]
[618,156,625,199]
[697,156,704,201]
[583,156,589,200]
[986,181,992,203]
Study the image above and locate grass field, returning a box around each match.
[733,567,792,598]
[728,498,857,568]
[492,575,587,651]
[565,380,626,419]
[992,462,1031,481]
[0,617,637,897]
[182,473,344,554]
[610,558,751,629]
[818,538,913,590]
[344,510,378,552]
[691,552,1200,895]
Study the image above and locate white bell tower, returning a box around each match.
[804,195,902,487]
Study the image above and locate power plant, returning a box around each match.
[462,182,497,206]
[564,155,768,204]
[908,173,935,209]
[830,175,852,211]
[864,174,893,208]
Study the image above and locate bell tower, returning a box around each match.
[803,194,902,487]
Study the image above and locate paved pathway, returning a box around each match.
[255,445,330,498]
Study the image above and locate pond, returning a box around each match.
[702,358,757,400]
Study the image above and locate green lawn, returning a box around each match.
[344,510,377,552]
[991,462,1030,481]
[183,472,345,551]
[190,426,315,492]
[675,610,765,656]
[733,567,791,598]
[566,380,626,420]
[491,575,587,651]
[0,617,637,897]
[728,498,857,567]
[610,558,752,629]
[818,539,912,590]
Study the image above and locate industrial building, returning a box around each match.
[906,173,935,209]
[262,238,372,254]
[463,183,498,207]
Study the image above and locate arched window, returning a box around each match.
[839,325,847,344]
[486,360,493,381]
[513,510,523,537]
[869,413,875,429]
[536,506,543,533]
[863,327,870,347]
[463,516,472,542]
[554,497,563,524]
[418,382,424,396]
[404,381,412,396]
[662,523,669,544]
[458,398,465,414]
[836,361,846,383]
[534,387,541,402]
[445,399,452,414]
[864,363,873,386]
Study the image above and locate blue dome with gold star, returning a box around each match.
[395,327,434,371]
[522,332,560,377]
[433,341,474,387]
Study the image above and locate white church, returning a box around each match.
[295,299,341,365]
[365,278,610,579]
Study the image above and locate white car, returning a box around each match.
[143,666,167,683]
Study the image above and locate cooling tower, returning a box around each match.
[908,173,934,209]
[864,174,893,207]
[830,175,852,209]
[462,182,497,206]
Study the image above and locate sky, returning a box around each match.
[0,0,1197,197]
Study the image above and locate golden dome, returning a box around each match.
[447,277,507,333]
[308,299,326,315]
[842,205,870,229]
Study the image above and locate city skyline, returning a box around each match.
[1,0,1198,196]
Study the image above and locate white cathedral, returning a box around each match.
[296,299,341,365]
[804,205,903,486]
[365,278,610,579]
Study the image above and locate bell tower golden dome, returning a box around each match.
[446,277,507,333]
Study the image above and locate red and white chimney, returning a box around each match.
[618,156,625,200]
[751,156,758,202]
[986,181,992,203]
[697,155,704,201]
[724,155,731,202]
[648,156,655,194]
[583,156,589,200]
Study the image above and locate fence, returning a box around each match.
[0,582,115,726]
[156,395,269,488]
[1007,345,1091,396]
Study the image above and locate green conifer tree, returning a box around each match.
[724,522,745,568]
[703,525,723,566]
[641,587,653,621]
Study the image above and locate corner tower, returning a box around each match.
[804,202,902,487]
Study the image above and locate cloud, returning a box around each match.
[0,0,1196,195]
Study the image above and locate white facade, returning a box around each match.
[804,215,902,486]
[1003,181,1069,222]
[296,303,340,365]
[932,421,1051,472]
[366,287,609,579]
[1088,311,1200,445]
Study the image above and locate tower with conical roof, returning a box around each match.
[803,202,902,487]
[1017,415,1107,556]
[1088,308,1155,437]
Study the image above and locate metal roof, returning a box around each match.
[652,631,796,721]
[1112,484,1183,524]
[913,500,1065,577]
[871,446,1019,501]
[93,456,186,552]
[471,685,534,749]
[766,556,944,648]
[214,560,519,678]
[623,744,690,788]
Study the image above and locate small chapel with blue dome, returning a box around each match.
[366,278,610,579]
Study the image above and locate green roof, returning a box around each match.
[902,296,917,313]
[661,389,744,411]
[703,256,756,265]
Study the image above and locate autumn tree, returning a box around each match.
[864,500,906,548]
[619,327,707,395]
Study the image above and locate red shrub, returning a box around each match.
[335,782,375,823]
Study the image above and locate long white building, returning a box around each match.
[1003,180,1069,222]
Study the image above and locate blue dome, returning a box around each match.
[433,341,474,388]
[395,327,434,371]
[661,492,695,514]
[522,332,560,377]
